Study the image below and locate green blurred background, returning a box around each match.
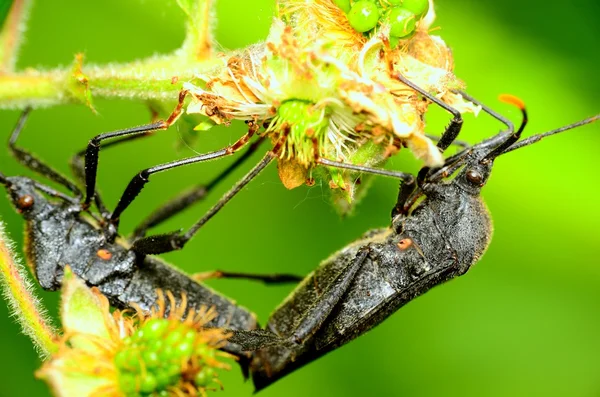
[0,0,599,396]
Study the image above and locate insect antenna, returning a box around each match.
[499,114,599,155]
[7,108,82,198]
[481,94,529,161]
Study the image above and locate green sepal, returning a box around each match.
[66,54,96,113]
[60,267,112,352]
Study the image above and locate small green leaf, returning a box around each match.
[193,119,215,131]
[37,358,114,397]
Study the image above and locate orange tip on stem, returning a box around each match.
[498,94,526,110]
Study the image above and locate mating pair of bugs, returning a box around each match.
[0,77,597,390]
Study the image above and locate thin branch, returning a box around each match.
[0,0,33,73]
[177,0,215,61]
[0,220,59,359]
[0,0,219,110]
[0,53,219,109]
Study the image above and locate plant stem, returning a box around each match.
[0,0,33,73]
[0,0,220,110]
[178,0,215,62]
[0,220,59,359]
[0,54,217,109]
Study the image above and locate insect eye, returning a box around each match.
[16,194,34,210]
[465,169,483,185]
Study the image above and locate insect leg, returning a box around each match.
[425,134,470,148]
[108,122,259,232]
[396,74,463,152]
[416,92,519,189]
[131,148,275,255]
[289,248,369,344]
[221,248,370,353]
[132,137,266,239]
[317,158,417,216]
[71,132,154,215]
[192,270,303,285]
[82,89,189,208]
[7,108,82,198]
[316,158,415,182]
[83,121,166,209]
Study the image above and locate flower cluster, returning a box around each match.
[184,0,479,208]
[37,269,232,397]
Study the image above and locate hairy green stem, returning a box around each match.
[0,0,219,111]
[0,54,217,109]
[0,0,33,73]
[177,0,215,62]
[0,220,59,359]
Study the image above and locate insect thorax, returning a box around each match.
[405,182,493,273]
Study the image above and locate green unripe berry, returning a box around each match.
[118,373,138,394]
[388,7,416,38]
[183,329,197,343]
[142,319,170,340]
[387,0,402,4]
[333,0,351,13]
[161,345,174,361]
[389,36,400,49]
[164,328,184,346]
[114,350,129,370]
[132,329,144,341]
[140,373,158,393]
[174,341,194,358]
[125,350,142,371]
[194,368,215,387]
[347,1,380,33]
[142,351,161,368]
[196,344,216,362]
[155,371,172,389]
[166,363,181,377]
[148,339,165,355]
[400,0,429,18]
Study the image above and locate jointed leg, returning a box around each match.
[316,157,416,217]
[425,134,469,149]
[83,90,189,208]
[396,75,463,152]
[108,122,259,233]
[71,132,155,216]
[316,158,415,183]
[395,75,465,186]
[193,270,303,285]
[418,91,519,185]
[223,248,370,352]
[131,146,276,255]
[132,137,266,239]
[8,108,82,198]
[290,248,369,344]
